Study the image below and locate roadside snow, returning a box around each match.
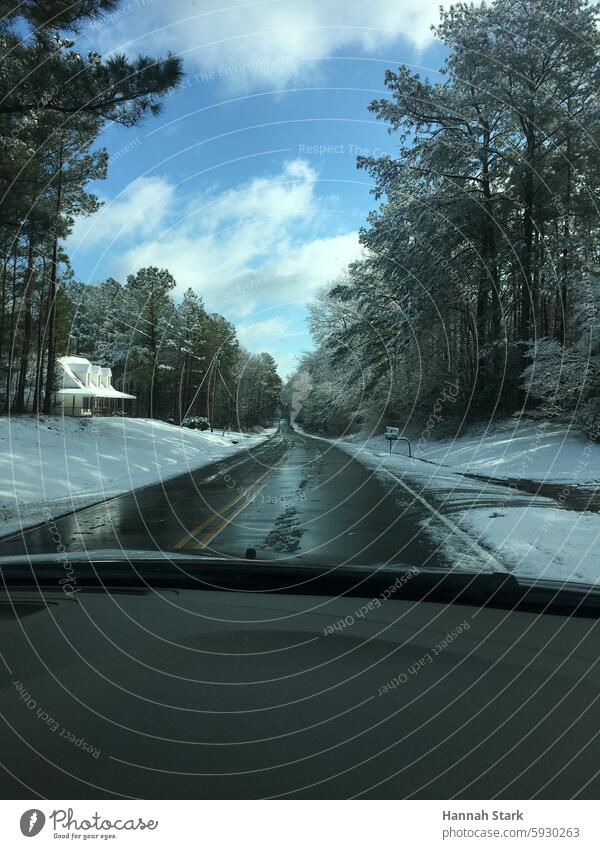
[460,506,600,585]
[299,422,600,584]
[0,416,274,537]
[318,419,600,485]
[416,419,598,486]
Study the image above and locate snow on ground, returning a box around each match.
[325,418,600,486]
[300,421,600,584]
[0,416,274,537]
[460,506,600,585]
[417,418,600,486]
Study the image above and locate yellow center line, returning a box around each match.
[195,481,270,550]
[173,465,274,550]
[173,489,247,550]
[195,447,293,549]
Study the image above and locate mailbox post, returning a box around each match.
[384,426,412,457]
[385,426,399,454]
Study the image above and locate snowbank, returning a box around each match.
[0,416,274,537]
[300,423,600,584]
[417,419,600,486]
[460,506,600,585]
[323,418,600,487]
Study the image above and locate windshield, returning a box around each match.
[1,0,599,590]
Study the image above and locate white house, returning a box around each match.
[55,356,136,416]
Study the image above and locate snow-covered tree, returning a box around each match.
[300,0,600,435]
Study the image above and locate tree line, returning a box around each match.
[0,0,181,414]
[0,0,281,428]
[68,268,282,427]
[294,0,600,439]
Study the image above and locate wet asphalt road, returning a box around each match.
[0,425,442,568]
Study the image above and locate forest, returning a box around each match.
[0,0,281,428]
[292,0,600,440]
[67,270,282,426]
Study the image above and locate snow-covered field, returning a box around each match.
[302,421,600,584]
[0,416,273,537]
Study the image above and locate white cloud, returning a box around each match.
[236,317,290,346]
[68,176,175,254]
[273,350,302,379]
[228,298,258,319]
[88,0,442,91]
[265,232,362,293]
[82,159,362,306]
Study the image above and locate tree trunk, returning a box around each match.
[556,117,572,346]
[14,240,35,413]
[0,242,8,407]
[43,141,64,415]
[4,252,17,412]
[33,258,47,412]
[520,117,537,342]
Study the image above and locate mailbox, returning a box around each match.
[383,426,411,457]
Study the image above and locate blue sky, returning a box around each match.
[69,0,448,377]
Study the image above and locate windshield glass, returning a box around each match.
[1,0,599,588]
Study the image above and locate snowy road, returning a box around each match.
[0,425,440,566]
[0,423,567,573]
[0,425,438,566]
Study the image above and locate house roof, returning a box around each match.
[56,356,136,400]
[57,387,136,400]
[61,356,91,367]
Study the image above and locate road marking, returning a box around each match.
[201,433,283,482]
[173,465,275,550]
[174,483,261,549]
[195,481,269,550]
[295,429,507,572]
[192,445,294,549]
[374,466,508,572]
[173,488,246,549]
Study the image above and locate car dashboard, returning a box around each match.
[1,558,599,799]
